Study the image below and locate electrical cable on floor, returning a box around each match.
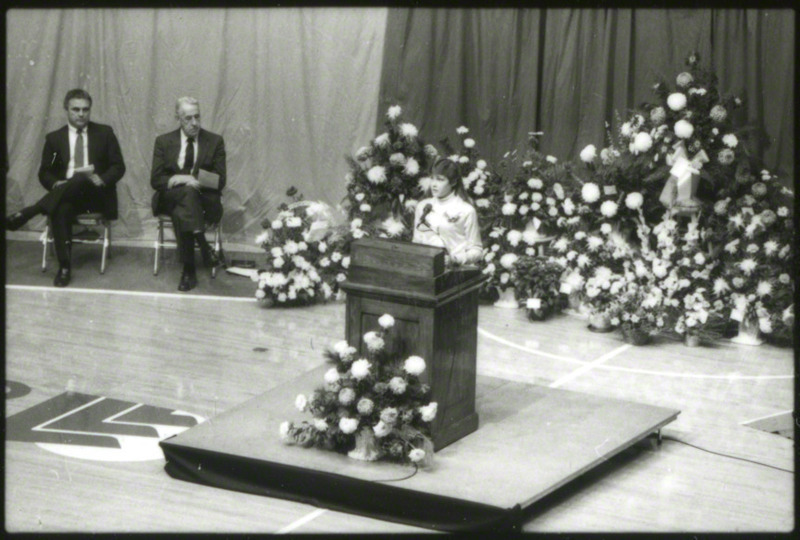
[374,463,419,483]
[661,435,794,474]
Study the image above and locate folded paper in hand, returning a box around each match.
[197,169,220,190]
[72,164,95,177]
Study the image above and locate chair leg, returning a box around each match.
[154,221,163,275]
[41,225,49,272]
[100,223,109,274]
[211,225,221,279]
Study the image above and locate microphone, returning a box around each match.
[417,203,433,230]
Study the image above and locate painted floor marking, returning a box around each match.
[550,344,631,388]
[478,327,794,380]
[6,284,256,303]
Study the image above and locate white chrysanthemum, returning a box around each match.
[600,200,617,218]
[674,119,694,139]
[381,216,405,237]
[501,202,518,215]
[522,229,541,245]
[400,122,418,138]
[324,367,341,384]
[694,252,706,265]
[625,191,644,210]
[499,253,518,269]
[408,448,426,463]
[387,105,402,120]
[580,144,597,163]
[367,165,387,184]
[526,178,542,190]
[417,176,433,192]
[389,152,406,166]
[546,155,558,164]
[255,289,266,300]
[620,122,632,137]
[339,417,359,434]
[351,358,372,380]
[363,331,385,352]
[295,394,307,412]
[374,132,390,147]
[667,93,687,111]
[403,355,426,376]
[459,156,469,164]
[722,134,738,148]
[378,314,395,329]
[456,126,469,135]
[464,138,475,148]
[738,258,757,275]
[355,146,371,161]
[313,418,328,432]
[271,219,283,230]
[424,144,438,158]
[507,229,523,247]
[587,236,604,251]
[404,157,420,176]
[476,159,487,170]
[338,387,356,405]
[600,223,612,235]
[756,281,773,297]
[279,421,291,440]
[389,377,407,394]
[333,340,356,359]
[373,420,391,438]
[419,402,438,422]
[632,132,653,154]
[710,105,727,122]
[718,149,735,165]
[676,72,694,87]
[357,398,374,415]
[581,182,601,203]
[650,106,667,125]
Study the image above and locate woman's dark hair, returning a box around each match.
[431,157,470,201]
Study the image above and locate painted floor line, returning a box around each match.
[550,344,631,388]
[276,508,328,534]
[6,284,256,303]
[478,326,794,381]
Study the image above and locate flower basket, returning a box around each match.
[731,314,763,346]
[494,286,519,308]
[588,312,614,333]
[526,304,552,322]
[622,326,651,346]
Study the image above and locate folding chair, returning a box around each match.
[41,212,111,274]
[153,214,223,277]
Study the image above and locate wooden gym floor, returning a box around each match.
[4,238,795,533]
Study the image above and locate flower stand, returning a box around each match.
[494,287,519,308]
[731,316,763,346]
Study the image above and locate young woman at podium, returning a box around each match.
[413,157,483,265]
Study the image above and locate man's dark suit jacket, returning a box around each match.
[150,128,226,218]
[37,122,126,219]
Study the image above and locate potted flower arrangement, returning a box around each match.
[610,258,666,345]
[280,313,437,467]
[254,187,344,306]
[344,105,438,241]
[512,255,566,321]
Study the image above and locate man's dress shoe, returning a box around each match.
[6,212,27,231]
[53,268,71,287]
[178,270,198,292]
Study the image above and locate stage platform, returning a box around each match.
[160,365,679,532]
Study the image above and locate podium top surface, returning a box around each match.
[350,238,446,278]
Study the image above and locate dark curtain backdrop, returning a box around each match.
[6,8,388,241]
[379,8,794,189]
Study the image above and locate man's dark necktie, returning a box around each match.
[74,128,85,170]
[183,137,195,174]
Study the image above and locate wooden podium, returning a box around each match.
[340,238,487,451]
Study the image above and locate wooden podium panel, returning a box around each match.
[341,238,486,450]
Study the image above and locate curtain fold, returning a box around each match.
[380,8,794,188]
[6,8,388,241]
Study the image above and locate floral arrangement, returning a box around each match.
[511,255,566,321]
[344,105,438,241]
[254,187,349,306]
[434,125,500,230]
[608,254,667,343]
[280,314,437,467]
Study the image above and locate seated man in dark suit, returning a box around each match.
[6,88,126,287]
[151,96,226,292]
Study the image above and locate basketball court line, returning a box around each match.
[478,327,794,381]
[5,284,257,303]
[276,508,328,534]
[549,344,631,388]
